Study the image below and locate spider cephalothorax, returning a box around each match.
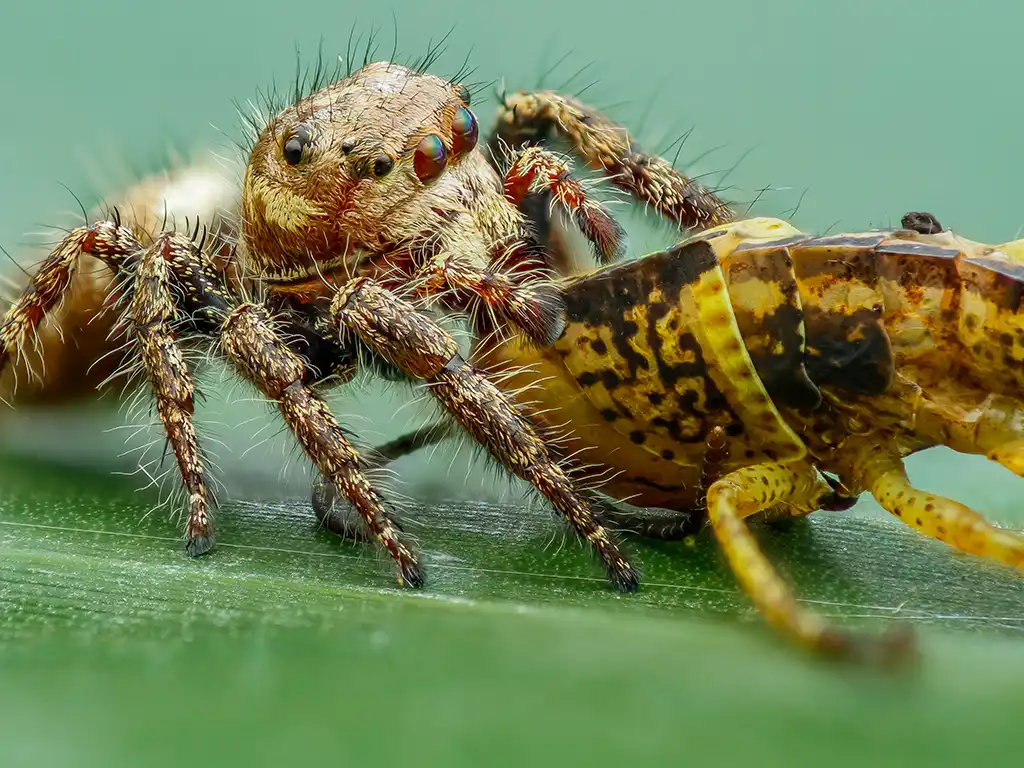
[242,62,515,284]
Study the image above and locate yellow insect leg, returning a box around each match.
[855,449,1024,570]
[707,462,913,661]
[986,438,1024,479]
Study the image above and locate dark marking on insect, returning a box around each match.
[803,306,895,395]
[753,303,822,410]
[627,475,685,493]
[725,239,822,411]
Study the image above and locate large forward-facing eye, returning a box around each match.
[283,124,312,166]
[451,107,478,157]
[414,134,448,183]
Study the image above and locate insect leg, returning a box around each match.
[491,91,735,231]
[852,447,1024,570]
[707,460,914,662]
[331,277,640,592]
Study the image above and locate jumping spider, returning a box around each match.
[0,58,731,591]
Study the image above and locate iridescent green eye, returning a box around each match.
[414,134,448,183]
[451,107,478,157]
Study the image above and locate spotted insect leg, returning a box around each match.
[707,462,914,662]
[985,438,1024,480]
[854,448,1024,570]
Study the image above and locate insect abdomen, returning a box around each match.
[717,220,1024,403]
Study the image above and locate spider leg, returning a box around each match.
[155,243,424,584]
[311,419,454,540]
[402,247,566,347]
[1,224,422,585]
[331,277,640,592]
[0,221,140,387]
[218,302,421,586]
[491,90,735,231]
[0,223,219,553]
[501,146,625,264]
[130,233,225,553]
[707,459,914,662]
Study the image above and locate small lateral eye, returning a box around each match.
[372,154,394,177]
[283,124,311,166]
[451,107,479,157]
[414,135,448,183]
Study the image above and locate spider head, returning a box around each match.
[241,61,491,285]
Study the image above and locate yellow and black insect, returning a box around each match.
[467,210,1024,661]
[3,52,1023,662]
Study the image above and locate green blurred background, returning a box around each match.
[1,1,1023,765]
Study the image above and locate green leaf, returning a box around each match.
[1,399,1023,766]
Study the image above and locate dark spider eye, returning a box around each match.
[283,124,311,166]
[451,107,478,157]
[372,154,394,177]
[341,138,356,155]
[414,135,448,183]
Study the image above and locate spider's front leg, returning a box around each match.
[491,89,736,232]
[501,146,626,265]
[217,302,421,585]
[330,277,640,592]
[136,235,421,583]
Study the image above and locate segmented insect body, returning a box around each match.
[476,215,1024,659]
[3,53,1023,662]
[479,217,1024,504]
